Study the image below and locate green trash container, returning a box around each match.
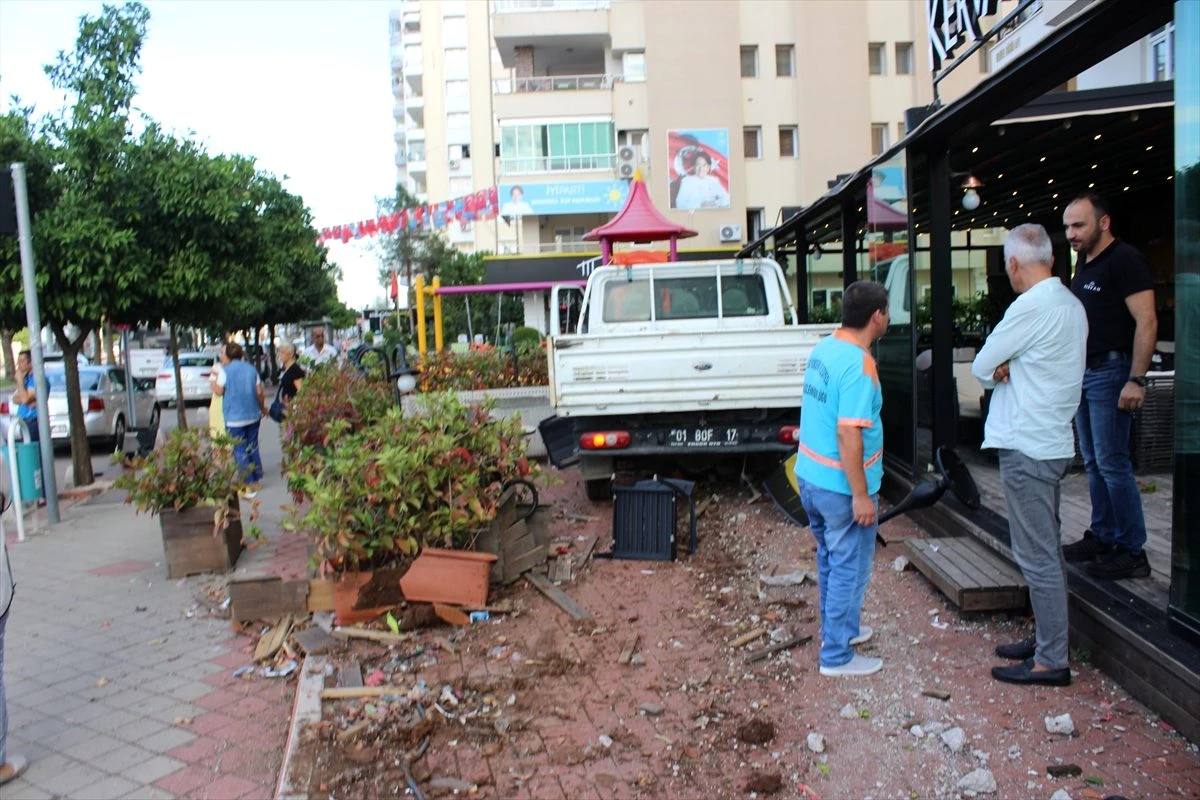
[3,440,44,502]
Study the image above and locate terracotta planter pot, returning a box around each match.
[399,548,497,608]
[159,497,244,579]
[327,568,408,625]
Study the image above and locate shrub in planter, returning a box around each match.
[291,391,539,576]
[281,363,395,498]
[418,346,548,392]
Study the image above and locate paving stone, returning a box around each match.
[62,733,127,763]
[120,785,175,800]
[29,758,111,797]
[121,754,189,785]
[75,774,141,800]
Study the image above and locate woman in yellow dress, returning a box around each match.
[208,346,227,434]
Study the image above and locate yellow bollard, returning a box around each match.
[414,274,427,355]
[431,277,444,353]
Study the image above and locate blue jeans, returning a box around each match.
[1075,357,1146,552]
[226,421,263,485]
[799,480,878,668]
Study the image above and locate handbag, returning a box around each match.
[268,386,285,423]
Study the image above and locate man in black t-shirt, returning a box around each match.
[1061,193,1158,580]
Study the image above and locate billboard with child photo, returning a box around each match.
[667,129,731,210]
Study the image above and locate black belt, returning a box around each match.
[1086,350,1129,370]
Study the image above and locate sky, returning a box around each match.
[0,0,398,311]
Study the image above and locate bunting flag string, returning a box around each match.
[317,186,500,244]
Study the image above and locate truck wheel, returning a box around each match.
[584,478,612,502]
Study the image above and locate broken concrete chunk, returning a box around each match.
[1049,790,1073,800]
[639,703,664,717]
[956,768,997,796]
[805,732,825,753]
[839,703,858,720]
[758,563,812,587]
[428,777,475,792]
[940,726,966,754]
[892,555,910,571]
[1044,713,1075,735]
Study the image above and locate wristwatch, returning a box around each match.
[1128,375,1148,388]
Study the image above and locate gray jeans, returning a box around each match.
[998,449,1071,670]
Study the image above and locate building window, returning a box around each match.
[744,126,762,159]
[979,40,993,73]
[778,126,797,158]
[812,289,828,309]
[623,51,646,82]
[775,45,795,77]
[868,42,886,75]
[897,119,907,139]
[895,42,913,75]
[449,177,473,196]
[447,112,470,132]
[870,123,889,156]
[746,208,765,241]
[444,48,469,80]
[442,16,468,47]
[1149,24,1175,81]
[500,120,616,173]
[740,45,758,78]
[441,0,467,16]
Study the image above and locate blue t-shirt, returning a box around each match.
[794,331,884,496]
[16,374,37,421]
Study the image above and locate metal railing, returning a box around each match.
[499,153,615,175]
[493,0,609,13]
[492,73,614,94]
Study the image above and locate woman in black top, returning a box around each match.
[277,342,306,407]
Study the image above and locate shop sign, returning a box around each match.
[928,0,1001,71]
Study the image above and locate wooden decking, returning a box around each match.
[958,449,1174,610]
[905,536,1029,611]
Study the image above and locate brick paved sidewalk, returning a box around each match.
[2,425,301,800]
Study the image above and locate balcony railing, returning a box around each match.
[493,0,609,12]
[499,154,615,175]
[493,73,614,94]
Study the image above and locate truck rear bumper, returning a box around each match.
[539,409,798,469]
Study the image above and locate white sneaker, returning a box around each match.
[849,625,873,646]
[820,654,883,677]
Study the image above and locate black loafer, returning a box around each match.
[995,635,1036,660]
[991,657,1071,687]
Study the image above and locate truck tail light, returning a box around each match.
[778,425,799,444]
[158,373,171,381]
[580,431,631,451]
[87,396,105,412]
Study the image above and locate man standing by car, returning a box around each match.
[212,343,267,496]
[794,281,889,678]
[11,351,39,442]
[301,327,338,368]
[972,224,1087,687]
[1062,193,1158,580]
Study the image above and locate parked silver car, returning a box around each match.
[43,366,160,449]
[155,352,217,406]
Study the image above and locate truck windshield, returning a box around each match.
[602,273,768,322]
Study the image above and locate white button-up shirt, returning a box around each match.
[972,276,1088,461]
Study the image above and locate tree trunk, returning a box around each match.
[104,321,118,365]
[170,326,188,431]
[1,330,15,381]
[52,324,96,487]
[267,323,278,382]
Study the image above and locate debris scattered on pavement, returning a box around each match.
[956,767,997,796]
[735,718,775,745]
[921,688,952,700]
[1046,763,1083,778]
[1045,713,1075,735]
[806,732,826,753]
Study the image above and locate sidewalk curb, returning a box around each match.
[275,654,327,800]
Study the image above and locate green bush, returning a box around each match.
[512,326,542,347]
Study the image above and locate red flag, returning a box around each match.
[389,271,399,301]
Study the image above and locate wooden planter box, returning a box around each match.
[160,498,244,579]
[473,484,551,584]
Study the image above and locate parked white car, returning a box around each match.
[44,366,159,448]
[155,352,217,406]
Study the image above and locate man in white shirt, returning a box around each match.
[301,327,339,368]
[971,223,1087,688]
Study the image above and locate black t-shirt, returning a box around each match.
[1069,239,1154,356]
[280,363,306,402]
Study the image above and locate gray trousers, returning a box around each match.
[998,449,1071,670]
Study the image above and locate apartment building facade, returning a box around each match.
[390,0,995,265]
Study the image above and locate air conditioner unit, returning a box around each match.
[718,224,743,243]
[616,145,637,179]
[448,159,461,169]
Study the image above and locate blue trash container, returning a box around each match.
[3,441,44,501]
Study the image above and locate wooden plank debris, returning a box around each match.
[729,627,768,649]
[253,616,293,662]
[337,660,363,689]
[921,688,952,701]
[321,686,396,700]
[617,633,640,665]
[745,634,813,663]
[292,626,342,656]
[904,537,1027,611]
[525,572,592,620]
[332,627,412,646]
[433,603,471,627]
[229,576,309,623]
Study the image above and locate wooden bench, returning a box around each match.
[904,537,1028,611]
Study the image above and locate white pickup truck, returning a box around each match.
[538,258,836,500]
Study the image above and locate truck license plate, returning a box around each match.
[668,427,739,448]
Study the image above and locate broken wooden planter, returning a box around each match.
[159,497,244,579]
[399,548,497,608]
